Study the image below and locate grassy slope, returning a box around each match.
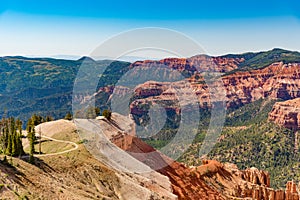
[24,139,74,155]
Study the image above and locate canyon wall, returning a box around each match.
[268,98,300,130]
[126,62,300,116]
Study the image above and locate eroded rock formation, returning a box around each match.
[268,98,300,130]
[125,62,300,117]
[100,60,300,117]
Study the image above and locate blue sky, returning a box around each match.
[1,0,300,58]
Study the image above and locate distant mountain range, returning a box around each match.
[0,48,299,123]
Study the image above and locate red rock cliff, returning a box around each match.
[130,55,243,73]
[127,62,300,116]
[268,98,300,130]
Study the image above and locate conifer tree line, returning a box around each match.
[26,114,54,128]
[0,117,24,157]
[0,114,54,161]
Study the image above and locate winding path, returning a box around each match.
[21,134,79,158]
[33,135,79,157]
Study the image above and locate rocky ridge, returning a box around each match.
[130,55,244,73]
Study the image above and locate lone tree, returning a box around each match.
[64,112,72,120]
[102,110,112,120]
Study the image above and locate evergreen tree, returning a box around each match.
[26,118,32,133]
[27,123,36,163]
[6,134,12,155]
[64,112,73,120]
[16,133,24,157]
[24,115,38,163]
[45,115,54,122]
[95,107,100,116]
[28,131,36,155]
[12,134,17,156]
[0,117,25,158]
[16,119,23,136]
[102,109,112,120]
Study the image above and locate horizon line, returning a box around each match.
[0,47,299,62]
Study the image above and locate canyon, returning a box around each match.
[97,113,300,200]
[1,49,300,199]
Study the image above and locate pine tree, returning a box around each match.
[15,118,24,157]
[16,119,23,136]
[45,115,54,122]
[28,130,36,155]
[16,133,24,157]
[27,130,35,163]
[6,134,12,155]
[102,109,112,120]
[95,107,100,116]
[12,133,17,156]
[26,118,32,133]
[64,112,72,120]
[26,116,36,163]
[0,117,24,158]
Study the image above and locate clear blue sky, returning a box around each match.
[1,0,300,58]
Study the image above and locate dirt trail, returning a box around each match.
[22,120,79,157]
[34,135,78,157]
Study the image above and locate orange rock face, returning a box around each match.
[97,55,300,116]
[127,62,300,116]
[242,167,271,187]
[130,55,243,73]
[112,134,225,200]
[285,181,300,200]
[269,98,300,130]
[222,62,300,106]
[108,128,300,200]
